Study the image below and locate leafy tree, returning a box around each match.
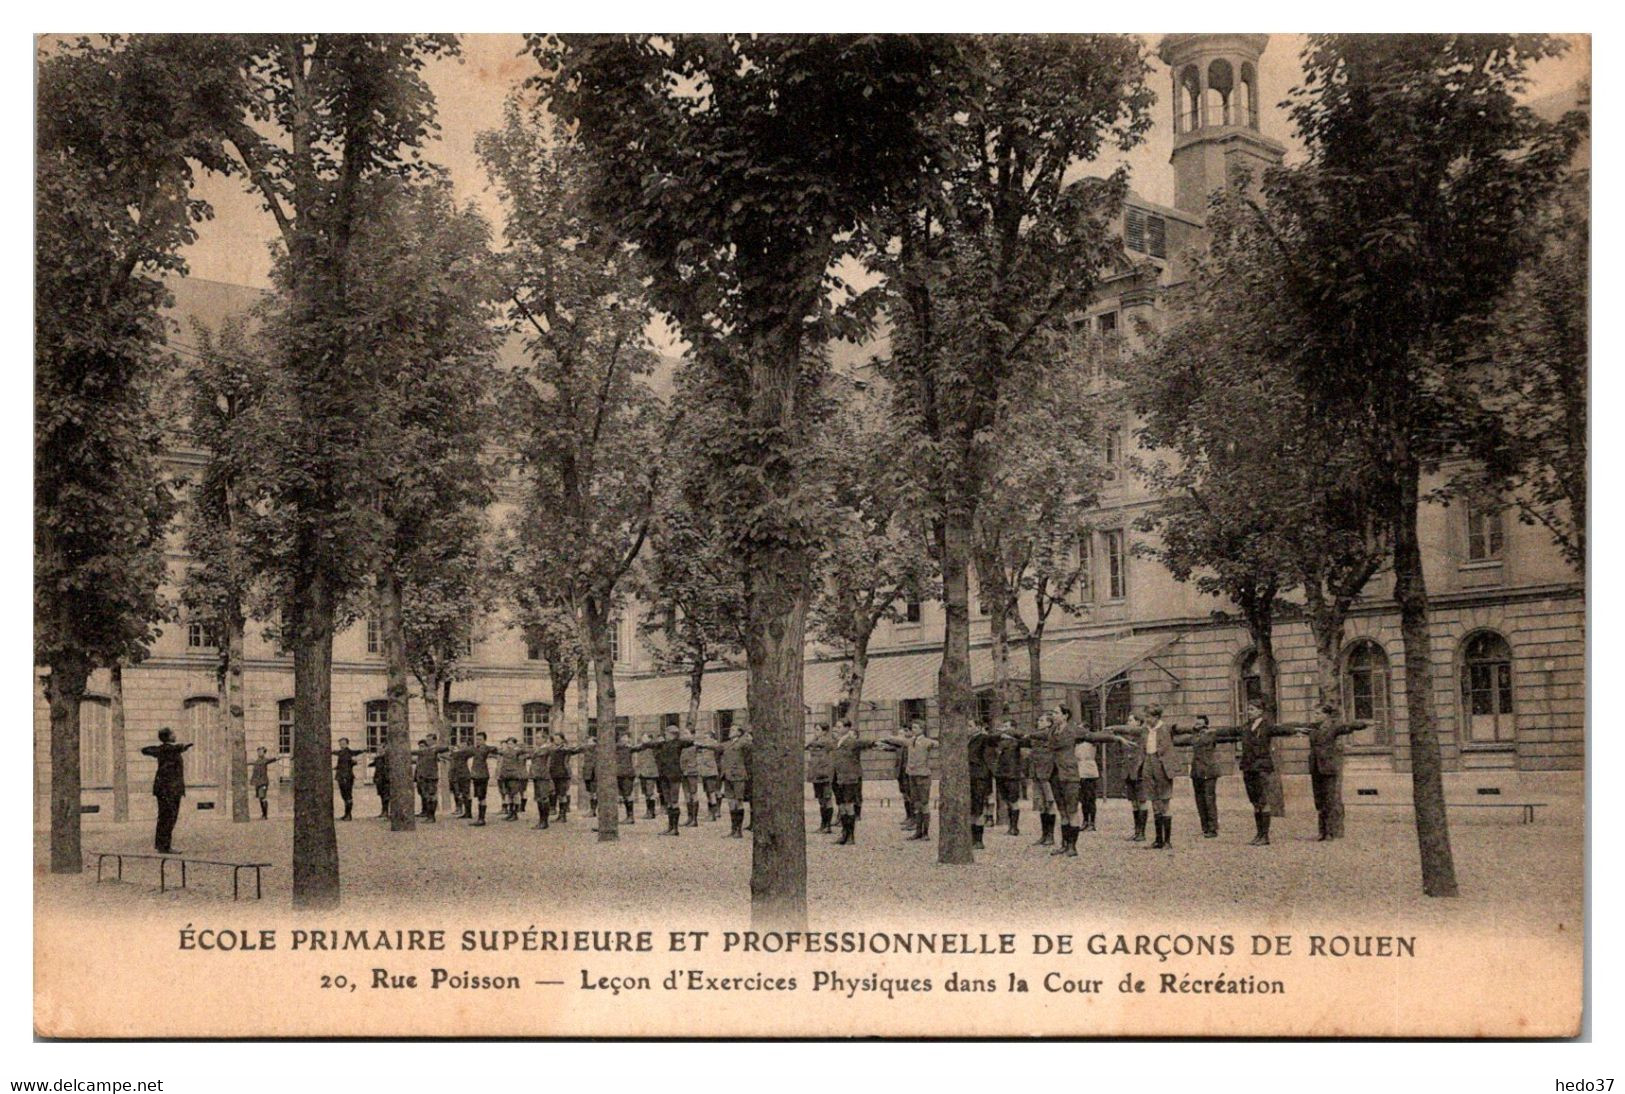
[213,33,461,907]
[972,353,1107,728]
[336,178,503,832]
[505,538,584,738]
[878,35,1151,864]
[808,383,936,716]
[178,317,274,824]
[1132,188,1390,729]
[1461,165,1588,574]
[35,36,234,872]
[1266,34,1582,896]
[636,472,747,733]
[535,34,957,920]
[479,94,665,842]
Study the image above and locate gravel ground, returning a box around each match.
[35,781,1584,934]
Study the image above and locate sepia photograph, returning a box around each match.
[30,29,1590,1041]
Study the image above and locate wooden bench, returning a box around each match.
[92,851,273,900]
[1347,801,1547,824]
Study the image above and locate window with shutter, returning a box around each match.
[1148,215,1167,258]
[1125,207,1147,252]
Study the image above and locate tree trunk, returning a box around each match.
[378,571,415,832]
[1027,623,1046,726]
[845,634,870,718]
[1308,606,1343,715]
[972,542,1010,724]
[1393,457,1459,897]
[742,539,812,927]
[686,660,705,733]
[291,577,340,909]
[1245,606,1286,817]
[936,508,975,865]
[574,651,590,739]
[583,598,620,842]
[48,652,90,874]
[550,669,571,739]
[224,609,249,822]
[109,662,129,824]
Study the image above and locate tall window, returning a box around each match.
[525,638,542,661]
[1102,530,1126,601]
[1072,534,1093,605]
[663,712,683,730]
[899,698,928,729]
[80,697,112,786]
[186,622,214,650]
[444,702,477,747]
[522,702,550,746]
[1097,311,1118,337]
[1461,631,1516,744]
[829,700,851,726]
[1339,640,1392,748]
[182,696,221,784]
[608,620,621,664]
[975,690,995,727]
[1234,650,1275,722]
[364,700,388,753]
[366,618,381,655]
[716,709,736,738]
[1467,503,1505,562]
[278,698,295,755]
[903,593,922,624]
[1103,426,1123,480]
[457,635,475,659]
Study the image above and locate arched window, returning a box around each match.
[444,701,477,747]
[1178,66,1202,131]
[1206,59,1235,125]
[1460,631,1516,744]
[1238,63,1258,128]
[1339,640,1392,748]
[1234,649,1276,722]
[80,696,112,787]
[182,696,221,784]
[522,702,550,746]
[364,700,388,753]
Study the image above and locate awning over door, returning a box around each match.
[613,630,1185,717]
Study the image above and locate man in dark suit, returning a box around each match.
[1173,715,1227,838]
[1298,703,1365,840]
[140,728,193,854]
[1238,701,1297,846]
[1109,714,1150,842]
[830,721,879,845]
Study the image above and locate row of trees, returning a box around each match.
[38,34,1583,919]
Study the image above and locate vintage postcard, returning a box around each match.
[33,31,1589,1039]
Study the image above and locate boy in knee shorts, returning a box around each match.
[805,723,836,834]
[830,721,878,845]
[993,721,1025,835]
[636,731,661,820]
[466,733,500,826]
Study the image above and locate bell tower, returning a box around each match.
[1157,34,1287,215]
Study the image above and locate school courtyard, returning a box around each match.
[35,775,1584,935]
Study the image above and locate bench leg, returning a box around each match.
[180,860,187,889]
[255,868,262,901]
[159,859,167,893]
[95,856,104,883]
[233,867,240,901]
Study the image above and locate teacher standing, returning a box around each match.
[139,727,192,854]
